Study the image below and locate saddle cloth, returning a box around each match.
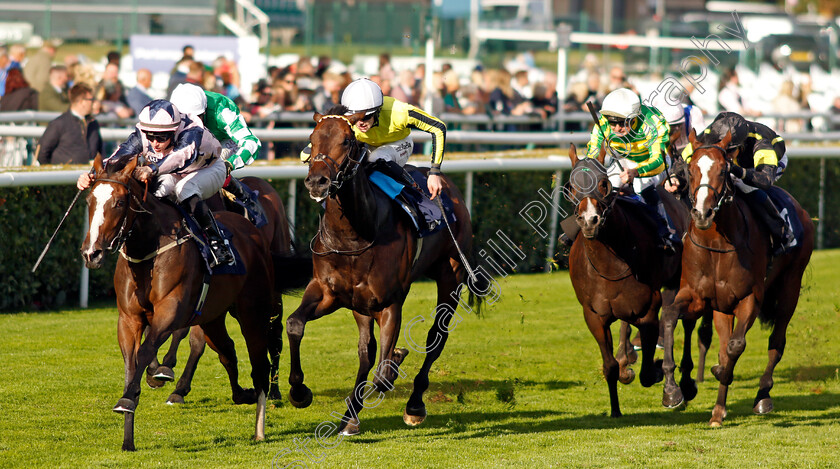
[766,186,803,250]
[173,203,247,276]
[368,169,456,238]
[223,180,268,228]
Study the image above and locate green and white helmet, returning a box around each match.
[601,88,641,120]
[341,78,383,116]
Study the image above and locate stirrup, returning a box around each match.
[209,238,234,267]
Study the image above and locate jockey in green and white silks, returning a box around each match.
[170,83,265,223]
[583,87,680,252]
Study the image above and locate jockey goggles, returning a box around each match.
[605,115,633,126]
[144,131,175,143]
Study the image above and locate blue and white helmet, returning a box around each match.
[137,100,182,133]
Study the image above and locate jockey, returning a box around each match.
[77,99,233,267]
[575,87,680,252]
[679,111,795,256]
[650,93,705,155]
[169,83,265,223]
[300,77,447,200]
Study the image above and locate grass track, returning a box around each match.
[1,251,839,468]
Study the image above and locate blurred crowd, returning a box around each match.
[0,43,837,166]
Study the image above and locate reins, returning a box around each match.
[90,177,152,253]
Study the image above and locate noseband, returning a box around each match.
[90,177,149,252]
[688,144,734,215]
[565,160,616,225]
[309,116,365,197]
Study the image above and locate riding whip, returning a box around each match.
[585,100,625,172]
[31,168,93,273]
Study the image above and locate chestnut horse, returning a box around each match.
[565,143,692,417]
[289,108,485,435]
[660,130,814,426]
[81,154,280,450]
[145,176,298,404]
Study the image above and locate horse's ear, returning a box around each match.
[597,143,607,166]
[669,125,683,145]
[569,143,578,166]
[347,111,366,125]
[92,153,104,174]
[688,127,699,148]
[313,112,323,123]
[123,154,138,176]
[720,130,732,150]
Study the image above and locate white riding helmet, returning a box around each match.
[170,83,207,116]
[137,100,181,133]
[601,88,641,120]
[650,94,684,125]
[341,78,383,115]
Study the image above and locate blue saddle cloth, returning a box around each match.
[368,169,456,238]
[174,204,247,276]
[229,180,268,228]
[767,186,804,250]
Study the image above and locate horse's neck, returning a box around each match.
[585,205,641,263]
[699,196,747,243]
[125,195,181,249]
[324,171,384,242]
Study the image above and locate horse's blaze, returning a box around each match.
[85,183,115,256]
[579,198,601,237]
[694,155,715,218]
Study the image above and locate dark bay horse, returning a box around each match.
[565,143,691,417]
[145,176,299,404]
[660,130,814,426]
[289,109,484,435]
[81,154,281,450]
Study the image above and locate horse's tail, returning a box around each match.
[272,253,313,294]
[465,263,493,317]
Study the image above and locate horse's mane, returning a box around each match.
[325,104,349,116]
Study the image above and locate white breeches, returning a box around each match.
[154,157,227,203]
[605,156,667,194]
[367,136,414,167]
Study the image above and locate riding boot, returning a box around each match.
[225,176,267,225]
[641,187,680,254]
[744,189,794,256]
[192,199,235,267]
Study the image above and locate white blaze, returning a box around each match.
[694,155,714,214]
[85,184,114,254]
[581,198,599,222]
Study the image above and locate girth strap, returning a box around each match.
[119,235,192,263]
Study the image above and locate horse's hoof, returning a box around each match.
[289,385,313,409]
[711,364,724,382]
[662,389,684,409]
[753,398,774,414]
[709,419,722,428]
[167,393,185,405]
[121,442,136,452]
[619,368,635,385]
[268,386,283,401]
[233,388,258,405]
[146,373,166,389]
[113,398,136,414]
[152,366,175,382]
[680,378,698,402]
[610,410,623,418]
[403,405,427,426]
[338,418,361,436]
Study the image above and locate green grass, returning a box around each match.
[2,251,840,468]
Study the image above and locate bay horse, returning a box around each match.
[81,154,281,450]
[660,130,814,426]
[145,176,300,404]
[289,107,484,435]
[565,143,693,417]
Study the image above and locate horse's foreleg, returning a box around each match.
[115,313,144,451]
[584,310,621,417]
[287,282,337,409]
[696,312,713,383]
[167,326,206,404]
[661,290,691,409]
[336,312,377,436]
[754,280,799,415]
[201,315,252,404]
[268,299,284,400]
[615,321,635,385]
[678,317,698,402]
[710,301,758,427]
[156,326,190,378]
[637,295,663,388]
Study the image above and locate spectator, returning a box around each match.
[181,45,195,62]
[212,56,241,95]
[0,68,38,111]
[38,65,69,112]
[458,84,486,116]
[829,96,840,131]
[487,68,532,117]
[585,72,604,108]
[607,66,636,94]
[311,71,344,113]
[441,70,462,113]
[64,55,80,86]
[295,56,320,92]
[127,68,154,115]
[167,57,192,97]
[772,80,803,133]
[275,72,311,112]
[512,69,533,100]
[532,72,558,119]
[186,61,205,88]
[96,62,133,118]
[717,68,758,116]
[36,83,102,165]
[24,41,57,93]
[106,50,121,67]
[8,44,26,68]
[0,45,16,98]
[391,69,416,105]
[378,53,395,82]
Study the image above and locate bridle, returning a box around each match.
[90,177,151,253]
[564,160,617,229]
[308,115,366,197]
[688,144,734,216]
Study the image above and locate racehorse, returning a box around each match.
[288,107,485,435]
[565,143,693,417]
[145,176,301,403]
[80,154,281,450]
[660,130,814,426]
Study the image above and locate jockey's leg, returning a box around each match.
[181,195,234,267]
[741,188,793,256]
[224,173,267,225]
[640,185,680,253]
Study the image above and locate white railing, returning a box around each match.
[219,0,270,48]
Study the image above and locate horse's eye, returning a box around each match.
[344,138,352,146]
[115,199,125,208]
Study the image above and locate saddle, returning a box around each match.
[172,202,246,276]
[366,162,456,238]
[764,187,803,250]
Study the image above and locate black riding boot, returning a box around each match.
[225,176,267,225]
[743,189,794,256]
[641,186,680,254]
[190,198,234,267]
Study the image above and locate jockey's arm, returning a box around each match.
[729,163,775,190]
[405,106,447,199]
